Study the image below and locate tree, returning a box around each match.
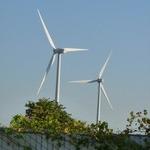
[10,98,87,137]
[125,110,150,135]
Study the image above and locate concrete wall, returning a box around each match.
[0,131,93,150]
[0,129,149,150]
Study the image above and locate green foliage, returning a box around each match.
[10,115,30,131]
[125,110,150,135]
[23,146,32,150]
[123,110,150,149]
[9,98,150,149]
[10,98,87,137]
[67,121,113,149]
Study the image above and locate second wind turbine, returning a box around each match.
[37,9,87,103]
[70,52,113,124]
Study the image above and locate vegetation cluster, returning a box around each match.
[1,98,150,150]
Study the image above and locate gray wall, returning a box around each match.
[0,129,149,150]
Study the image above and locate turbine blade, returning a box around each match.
[63,48,88,53]
[37,53,56,95]
[98,51,112,79]
[101,83,113,110]
[51,54,56,65]
[88,79,98,83]
[69,80,95,84]
[37,9,56,49]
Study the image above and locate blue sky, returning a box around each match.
[0,0,150,131]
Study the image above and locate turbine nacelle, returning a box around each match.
[97,78,103,83]
[53,48,64,54]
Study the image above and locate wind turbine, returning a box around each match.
[37,9,87,103]
[70,52,113,124]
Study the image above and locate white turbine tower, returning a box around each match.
[70,52,113,124]
[37,9,87,103]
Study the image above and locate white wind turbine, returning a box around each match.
[70,52,113,124]
[37,9,87,103]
